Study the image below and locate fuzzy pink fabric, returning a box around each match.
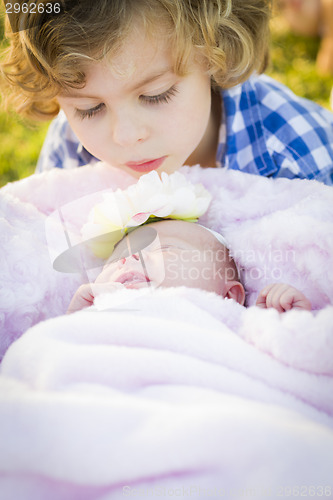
[0,286,333,499]
[1,163,333,359]
[181,166,333,310]
[0,164,135,359]
[1,164,333,498]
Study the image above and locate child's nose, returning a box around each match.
[112,112,148,146]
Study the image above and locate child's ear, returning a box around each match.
[224,281,245,306]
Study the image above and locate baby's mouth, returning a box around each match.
[115,271,150,286]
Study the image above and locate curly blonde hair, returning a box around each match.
[0,0,272,120]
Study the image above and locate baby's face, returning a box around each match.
[95,220,233,295]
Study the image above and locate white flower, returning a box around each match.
[81,171,212,258]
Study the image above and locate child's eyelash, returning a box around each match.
[75,103,105,120]
[75,85,179,120]
[141,85,179,105]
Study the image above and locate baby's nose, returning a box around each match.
[118,254,140,266]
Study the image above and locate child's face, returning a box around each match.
[95,220,232,295]
[57,25,213,178]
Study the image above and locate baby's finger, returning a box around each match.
[265,284,290,312]
[255,296,267,308]
[66,283,94,314]
[255,284,276,307]
[282,290,312,311]
[277,287,297,311]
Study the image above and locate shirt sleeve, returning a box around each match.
[35,110,92,172]
[257,76,333,186]
[270,148,333,185]
[221,75,333,186]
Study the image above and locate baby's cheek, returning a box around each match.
[162,261,181,286]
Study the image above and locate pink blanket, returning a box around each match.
[0,164,333,499]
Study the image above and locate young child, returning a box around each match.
[1,0,333,184]
[67,219,312,314]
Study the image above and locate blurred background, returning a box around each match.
[0,2,333,188]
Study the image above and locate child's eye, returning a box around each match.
[141,85,179,105]
[75,103,105,120]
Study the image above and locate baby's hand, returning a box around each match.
[256,283,311,313]
[67,282,123,314]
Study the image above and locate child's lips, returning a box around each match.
[125,156,167,173]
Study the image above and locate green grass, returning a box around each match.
[0,112,49,185]
[0,13,332,188]
[0,8,49,187]
[268,15,333,109]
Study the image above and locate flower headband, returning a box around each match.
[81,171,212,259]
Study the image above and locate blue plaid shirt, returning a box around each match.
[36,74,333,185]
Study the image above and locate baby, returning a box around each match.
[67,220,311,314]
